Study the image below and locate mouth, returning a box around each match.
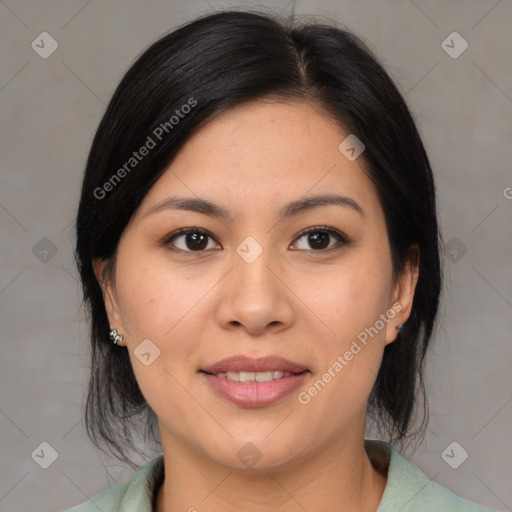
[208,370,299,382]
[200,355,309,407]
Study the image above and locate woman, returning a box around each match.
[68,10,496,512]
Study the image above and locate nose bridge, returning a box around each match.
[215,232,294,333]
[232,233,276,293]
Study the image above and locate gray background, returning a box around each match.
[0,0,511,511]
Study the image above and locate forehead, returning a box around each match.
[134,99,383,222]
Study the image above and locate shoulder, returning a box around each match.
[365,440,498,512]
[64,481,127,512]
[64,455,164,512]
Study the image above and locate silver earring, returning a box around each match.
[396,324,404,333]
[109,328,123,345]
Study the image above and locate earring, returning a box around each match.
[109,328,123,345]
[396,324,404,333]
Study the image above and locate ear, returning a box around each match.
[92,259,126,346]
[385,244,420,345]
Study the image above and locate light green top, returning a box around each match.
[66,440,497,511]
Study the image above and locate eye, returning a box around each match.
[291,226,349,252]
[164,228,220,253]
[164,226,350,255]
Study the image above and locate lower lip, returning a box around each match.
[202,372,309,407]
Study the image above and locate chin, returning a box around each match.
[203,432,309,473]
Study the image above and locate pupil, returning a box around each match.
[187,233,207,250]
[309,231,329,250]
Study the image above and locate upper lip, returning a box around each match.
[201,355,308,374]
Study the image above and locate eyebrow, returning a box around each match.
[142,193,365,221]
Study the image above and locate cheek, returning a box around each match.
[114,252,208,356]
[114,257,209,422]
[115,249,175,325]
[301,255,392,348]
[298,272,390,425]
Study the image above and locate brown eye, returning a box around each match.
[293,227,349,252]
[165,229,220,252]
[306,231,330,250]
[165,226,349,254]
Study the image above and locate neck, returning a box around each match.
[155,433,388,512]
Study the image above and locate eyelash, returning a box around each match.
[163,226,351,256]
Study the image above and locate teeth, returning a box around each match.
[216,371,294,382]
[239,371,255,382]
[256,371,274,382]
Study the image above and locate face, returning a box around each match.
[96,99,418,472]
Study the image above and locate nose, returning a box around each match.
[215,242,295,336]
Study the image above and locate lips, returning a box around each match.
[201,355,308,374]
[200,355,309,407]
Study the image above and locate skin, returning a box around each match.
[94,99,419,512]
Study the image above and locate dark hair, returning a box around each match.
[75,10,442,467]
